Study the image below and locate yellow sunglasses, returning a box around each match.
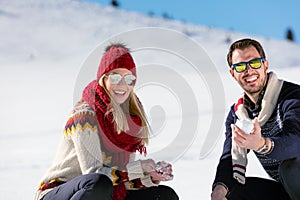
[231,58,266,73]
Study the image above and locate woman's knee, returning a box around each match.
[74,173,113,200]
[156,185,179,200]
[80,173,113,193]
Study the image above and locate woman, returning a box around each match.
[34,43,179,200]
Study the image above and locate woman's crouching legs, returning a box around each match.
[125,185,179,200]
[42,173,113,200]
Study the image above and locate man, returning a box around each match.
[211,38,300,200]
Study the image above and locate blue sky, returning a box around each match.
[83,0,300,43]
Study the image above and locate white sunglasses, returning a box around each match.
[107,73,136,86]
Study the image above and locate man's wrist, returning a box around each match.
[213,182,229,194]
[255,137,273,154]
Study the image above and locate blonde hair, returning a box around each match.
[99,75,150,145]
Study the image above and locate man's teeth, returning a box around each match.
[246,76,257,82]
[114,90,126,95]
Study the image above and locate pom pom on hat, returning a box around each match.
[96,43,136,80]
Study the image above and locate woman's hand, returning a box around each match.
[141,159,174,181]
[141,159,156,174]
[151,161,174,181]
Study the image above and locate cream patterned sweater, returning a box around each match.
[34,101,157,200]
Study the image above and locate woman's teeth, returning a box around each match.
[114,90,126,95]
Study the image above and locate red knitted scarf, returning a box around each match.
[82,80,146,200]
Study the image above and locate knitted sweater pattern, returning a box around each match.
[254,110,283,181]
[213,80,300,190]
[34,101,157,200]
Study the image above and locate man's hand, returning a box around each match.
[232,117,265,151]
[211,185,227,200]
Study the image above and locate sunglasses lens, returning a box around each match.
[108,74,136,85]
[234,63,247,73]
[124,74,136,86]
[108,74,122,84]
[232,58,264,73]
[249,59,262,69]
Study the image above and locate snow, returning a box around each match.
[1,0,300,199]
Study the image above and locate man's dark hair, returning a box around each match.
[227,38,266,67]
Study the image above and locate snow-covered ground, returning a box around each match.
[1,1,300,199]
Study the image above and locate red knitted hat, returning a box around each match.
[96,44,136,80]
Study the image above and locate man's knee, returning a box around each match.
[279,157,300,179]
[279,157,300,200]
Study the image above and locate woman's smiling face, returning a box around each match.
[103,68,135,104]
